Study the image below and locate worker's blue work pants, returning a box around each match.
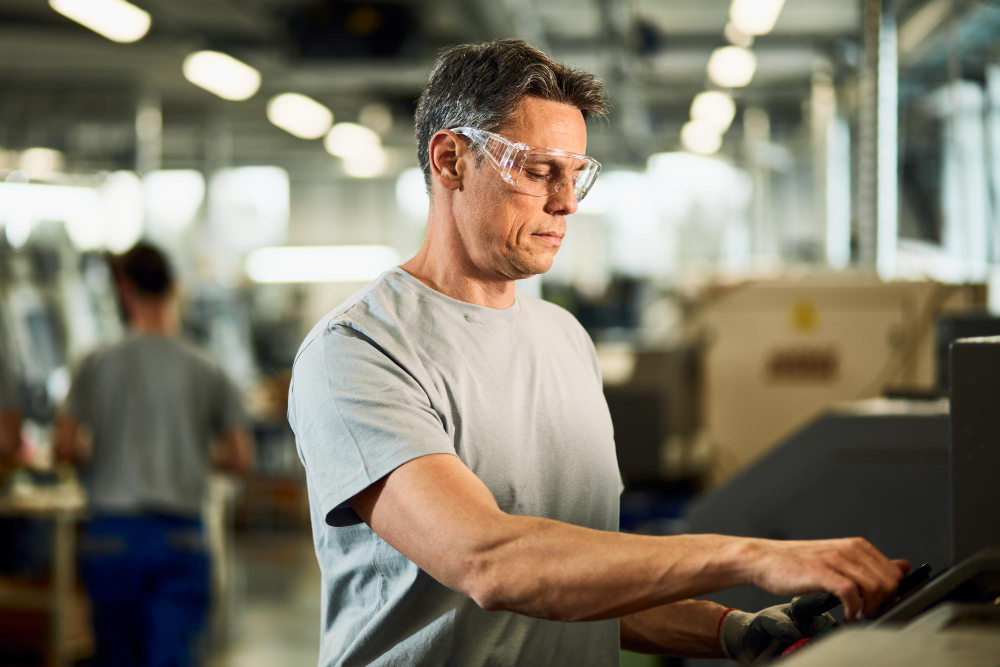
[79,514,210,667]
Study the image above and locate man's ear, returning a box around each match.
[428,129,465,192]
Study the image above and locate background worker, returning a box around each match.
[56,242,253,667]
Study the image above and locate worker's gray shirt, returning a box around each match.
[66,333,246,516]
[289,267,622,667]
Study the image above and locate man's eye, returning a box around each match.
[524,170,551,181]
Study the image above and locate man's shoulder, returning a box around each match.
[99,335,218,371]
[518,291,599,372]
[519,290,587,335]
[293,269,412,368]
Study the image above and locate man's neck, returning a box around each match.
[401,214,517,310]
[128,301,177,336]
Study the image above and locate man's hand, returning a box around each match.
[53,413,92,464]
[743,538,909,621]
[719,599,836,665]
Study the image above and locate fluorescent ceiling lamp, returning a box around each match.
[245,245,401,283]
[267,93,333,140]
[183,51,261,101]
[729,0,786,36]
[724,21,754,48]
[690,91,736,132]
[707,46,757,88]
[49,0,151,43]
[324,122,381,158]
[343,148,388,178]
[681,121,722,156]
[359,102,394,135]
[19,147,65,177]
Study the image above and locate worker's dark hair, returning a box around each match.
[118,242,174,298]
[414,39,608,191]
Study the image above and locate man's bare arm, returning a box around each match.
[621,600,728,658]
[350,453,907,624]
[53,413,90,463]
[212,428,254,475]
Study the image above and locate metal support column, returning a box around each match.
[135,90,162,176]
[811,67,852,269]
[858,0,899,276]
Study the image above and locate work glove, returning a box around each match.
[718,597,836,665]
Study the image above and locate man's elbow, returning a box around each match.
[455,543,559,619]
[461,555,508,612]
[463,567,572,620]
[443,528,518,613]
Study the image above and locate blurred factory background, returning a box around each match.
[1,0,999,665]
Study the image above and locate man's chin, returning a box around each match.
[511,253,556,279]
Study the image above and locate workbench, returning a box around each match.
[0,484,85,667]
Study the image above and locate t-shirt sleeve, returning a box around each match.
[289,322,456,527]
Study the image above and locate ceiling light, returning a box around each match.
[245,245,401,283]
[266,93,333,140]
[690,91,737,132]
[49,0,151,43]
[343,148,389,178]
[724,21,754,49]
[359,102,394,135]
[182,51,261,101]
[324,122,381,158]
[729,0,786,36]
[707,46,757,88]
[681,121,723,156]
[19,148,65,177]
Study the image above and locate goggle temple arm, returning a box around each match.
[496,144,519,184]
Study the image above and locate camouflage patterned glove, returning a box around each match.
[719,600,836,665]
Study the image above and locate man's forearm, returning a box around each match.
[358,453,909,627]
[621,599,728,658]
[473,515,752,622]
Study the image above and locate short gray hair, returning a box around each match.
[414,39,608,190]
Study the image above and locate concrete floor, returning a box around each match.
[209,530,320,667]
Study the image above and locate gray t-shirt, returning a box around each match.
[66,333,246,516]
[288,267,622,667]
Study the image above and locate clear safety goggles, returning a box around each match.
[451,126,601,202]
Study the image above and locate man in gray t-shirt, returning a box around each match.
[290,40,909,667]
[57,243,252,667]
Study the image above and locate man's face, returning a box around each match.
[455,96,587,280]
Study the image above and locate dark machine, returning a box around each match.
[682,336,1000,666]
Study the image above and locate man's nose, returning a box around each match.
[544,180,579,216]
